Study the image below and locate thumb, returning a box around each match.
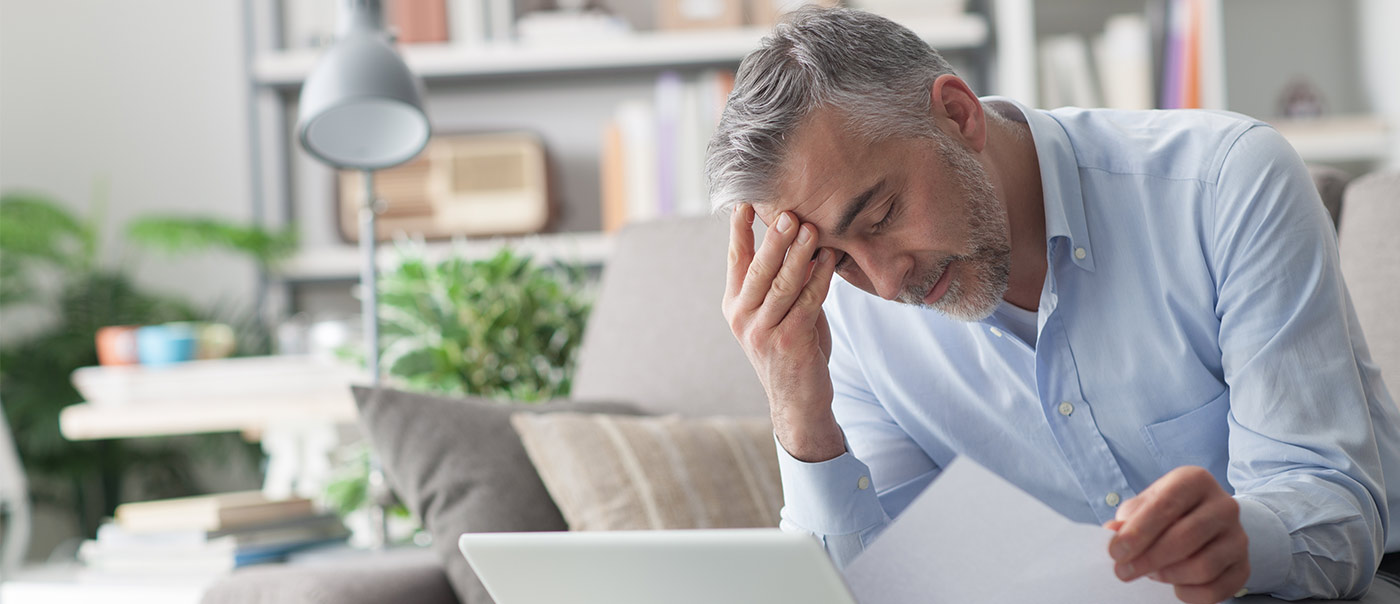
[1114,495,1142,522]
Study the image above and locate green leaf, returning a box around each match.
[0,193,95,270]
[126,216,297,268]
[375,246,591,401]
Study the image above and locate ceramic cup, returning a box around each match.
[136,323,198,366]
[95,325,141,366]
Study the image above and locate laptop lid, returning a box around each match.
[459,528,859,604]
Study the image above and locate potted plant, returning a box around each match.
[322,244,593,543]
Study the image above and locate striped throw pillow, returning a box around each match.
[509,413,783,531]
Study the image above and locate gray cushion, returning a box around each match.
[570,216,769,417]
[351,386,639,604]
[1308,165,1352,229]
[1338,171,1400,388]
[200,547,454,604]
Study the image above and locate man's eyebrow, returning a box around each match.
[833,178,886,238]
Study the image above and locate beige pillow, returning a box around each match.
[510,413,783,531]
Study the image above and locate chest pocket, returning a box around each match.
[1139,389,1231,491]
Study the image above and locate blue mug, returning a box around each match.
[136,323,198,366]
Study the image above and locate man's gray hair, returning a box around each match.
[705,7,960,214]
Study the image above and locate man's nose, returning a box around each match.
[864,256,906,301]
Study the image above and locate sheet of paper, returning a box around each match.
[843,457,1180,604]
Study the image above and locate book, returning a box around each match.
[83,513,349,574]
[600,121,628,233]
[654,71,684,218]
[1093,14,1153,110]
[79,534,346,573]
[1039,34,1102,109]
[675,77,709,217]
[97,512,347,550]
[390,0,449,44]
[114,491,317,534]
[447,0,486,47]
[485,0,514,42]
[615,99,659,226]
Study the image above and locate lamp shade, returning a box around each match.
[297,0,430,170]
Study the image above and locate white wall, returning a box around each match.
[0,0,258,327]
[0,0,260,560]
[1359,0,1400,170]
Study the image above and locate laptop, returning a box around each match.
[459,528,860,604]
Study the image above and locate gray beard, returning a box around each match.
[899,133,1012,322]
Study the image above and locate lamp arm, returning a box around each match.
[337,0,387,38]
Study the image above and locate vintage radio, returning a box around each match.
[338,131,552,242]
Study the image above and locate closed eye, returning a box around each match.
[833,198,898,272]
[871,197,899,232]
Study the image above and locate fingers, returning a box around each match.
[725,203,756,304]
[1153,527,1249,586]
[778,247,836,331]
[1116,494,1239,581]
[754,221,826,327]
[1171,562,1250,604]
[735,210,802,315]
[1109,466,1214,569]
[1108,466,1248,603]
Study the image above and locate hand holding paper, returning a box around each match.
[842,457,1182,604]
[1107,465,1250,603]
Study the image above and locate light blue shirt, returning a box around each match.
[776,97,1400,600]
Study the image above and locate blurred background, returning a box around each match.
[0,0,1396,583]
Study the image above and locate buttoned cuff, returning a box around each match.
[773,433,887,536]
[1236,496,1291,594]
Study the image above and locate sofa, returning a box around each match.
[202,168,1400,604]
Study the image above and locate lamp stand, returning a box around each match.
[360,169,393,550]
[360,169,381,388]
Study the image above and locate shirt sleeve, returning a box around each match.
[775,284,941,568]
[1211,125,1388,599]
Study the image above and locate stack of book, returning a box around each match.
[601,69,736,232]
[79,491,349,575]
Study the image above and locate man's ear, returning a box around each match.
[929,74,986,153]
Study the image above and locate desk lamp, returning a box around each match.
[297,0,430,548]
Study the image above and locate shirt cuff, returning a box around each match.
[774,433,886,536]
[1236,496,1292,594]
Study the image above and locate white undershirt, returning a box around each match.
[994,300,1039,348]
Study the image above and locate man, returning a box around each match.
[708,7,1400,603]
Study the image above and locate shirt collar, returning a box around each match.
[981,96,1096,272]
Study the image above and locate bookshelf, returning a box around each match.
[247,0,1391,304]
[1000,0,1393,166]
[254,16,990,87]
[275,229,613,282]
[1270,116,1393,165]
[245,3,999,295]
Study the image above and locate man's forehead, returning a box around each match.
[761,112,877,232]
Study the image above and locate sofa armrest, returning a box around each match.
[200,547,458,604]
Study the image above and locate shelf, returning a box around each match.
[1269,115,1393,164]
[253,15,990,87]
[275,230,613,282]
[61,356,368,440]
[60,395,358,440]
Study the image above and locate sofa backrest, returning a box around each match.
[571,216,769,417]
[1338,170,1400,389]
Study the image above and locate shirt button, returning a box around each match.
[1105,492,1121,507]
[857,476,871,490]
[1074,247,1088,260]
[1058,401,1074,416]
[989,327,1004,338]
